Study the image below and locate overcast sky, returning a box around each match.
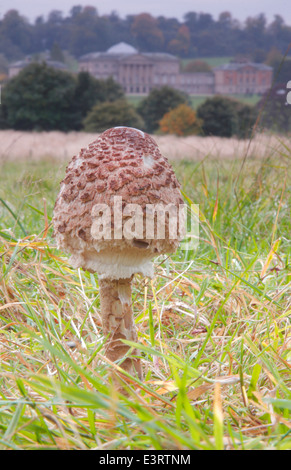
[0,0,290,24]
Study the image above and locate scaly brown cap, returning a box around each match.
[53,127,185,279]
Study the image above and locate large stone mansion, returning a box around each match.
[79,42,273,96]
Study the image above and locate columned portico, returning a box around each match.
[118,56,154,94]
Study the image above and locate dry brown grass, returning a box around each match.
[0,129,289,162]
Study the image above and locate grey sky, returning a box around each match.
[0,0,290,24]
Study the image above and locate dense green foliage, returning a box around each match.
[0,64,124,131]
[257,83,291,133]
[0,8,290,61]
[83,99,144,132]
[197,96,257,138]
[183,59,212,73]
[234,101,258,138]
[74,72,124,127]
[0,63,78,131]
[137,86,190,133]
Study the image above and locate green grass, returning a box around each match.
[229,94,261,106]
[127,94,261,111]
[126,94,144,108]
[189,94,261,109]
[0,142,290,450]
[188,95,210,110]
[190,95,261,110]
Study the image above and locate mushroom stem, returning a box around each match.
[99,277,142,379]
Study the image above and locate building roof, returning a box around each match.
[9,58,67,70]
[214,62,272,71]
[107,42,138,54]
[79,52,102,61]
[9,60,30,69]
[79,43,178,62]
[143,52,178,62]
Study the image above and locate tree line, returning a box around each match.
[0,7,290,61]
[1,62,289,136]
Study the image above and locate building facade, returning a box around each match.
[79,42,216,95]
[213,62,273,95]
[79,43,273,96]
[79,42,182,94]
[178,72,214,95]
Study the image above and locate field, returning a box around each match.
[127,93,261,110]
[0,131,290,450]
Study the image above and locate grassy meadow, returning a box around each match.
[0,131,290,450]
[127,92,261,110]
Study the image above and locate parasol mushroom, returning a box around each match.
[53,127,185,379]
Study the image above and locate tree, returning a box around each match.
[0,7,289,63]
[197,96,237,137]
[183,59,211,73]
[218,11,233,29]
[137,86,189,133]
[131,13,164,51]
[197,13,214,31]
[184,12,198,29]
[157,16,180,49]
[101,76,125,102]
[50,41,65,62]
[197,96,256,138]
[235,102,257,138]
[83,99,144,133]
[251,48,267,63]
[44,10,64,51]
[244,14,268,51]
[0,9,33,59]
[0,54,9,74]
[264,49,291,86]
[168,25,190,57]
[74,72,124,126]
[67,6,110,56]
[0,65,126,131]
[257,84,291,133]
[0,63,79,131]
[265,47,283,67]
[159,104,201,136]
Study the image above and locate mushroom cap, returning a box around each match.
[53,127,185,279]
